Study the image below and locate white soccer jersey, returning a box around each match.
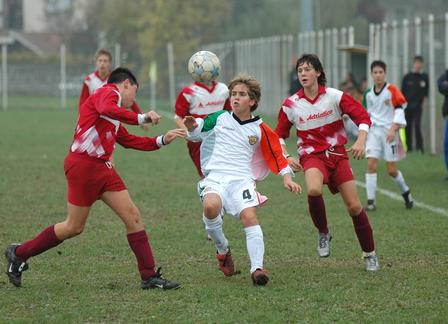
[186,110,292,180]
[363,83,407,128]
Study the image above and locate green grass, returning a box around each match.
[1,105,448,323]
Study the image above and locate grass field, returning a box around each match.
[1,105,448,323]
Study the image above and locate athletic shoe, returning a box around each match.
[216,249,235,276]
[140,267,181,290]
[5,243,28,287]
[366,199,377,211]
[206,234,212,241]
[317,233,332,258]
[402,191,414,209]
[251,268,269,286]
[364,254,380,271]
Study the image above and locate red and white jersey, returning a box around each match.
[363,83,407,128]
[79,71,142,114]
[175,81,231,119]
[71,83,159,161]
[275,86,371,157]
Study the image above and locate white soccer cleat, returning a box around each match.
[317,233,332,258]
[364,254,380,271]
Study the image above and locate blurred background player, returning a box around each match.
[401,55,429,154]
[275,54,379,271]
[437,68,448,180]
[184,74,300,285]
[364,60,414,211]
[79,49,147,122]
[5,68,185,290]
[174,50,231,178]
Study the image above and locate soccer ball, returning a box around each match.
[188,50,221,83]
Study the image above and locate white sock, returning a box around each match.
[391,170,409,194]
[203,215,228,254]
[365,173,377,201]
[244,225,264,273]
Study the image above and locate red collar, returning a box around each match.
[194,81,217,93]
[95,70,110,82]
[297,85,327,104]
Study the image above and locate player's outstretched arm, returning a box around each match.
[283,173,302,194]
[162,129,187,145]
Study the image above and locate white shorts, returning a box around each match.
[197,175,267,218]
[366,125,405,162]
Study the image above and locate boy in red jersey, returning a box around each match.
[174,51,231,178]
[275,54,379,271]
[79,49,146,121]
[5,68,186,289]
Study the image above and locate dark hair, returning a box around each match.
[95,49,112,62]
[228,73,261,111]
[107,67,139,87]
[413,55,424,62]
[370,60,387,72]
[296,54,327,86]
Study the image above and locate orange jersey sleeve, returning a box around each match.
[259,122,289,174]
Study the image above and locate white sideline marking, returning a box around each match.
[356,181,448,217]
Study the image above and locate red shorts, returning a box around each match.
[300,147,354,194]
[187,141,203,177]
[64,152,127,207]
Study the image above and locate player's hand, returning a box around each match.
[347,141,365,160]
[386,128,395,143]
[144,111,161,125]
[183,116,198,132]
[140,123,150,131]
[283,174,302,194]
[162,129,187,144]
[286,156,303,172]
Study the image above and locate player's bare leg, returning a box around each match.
[203,193,234,276]
[338,180,379,271]
[240,207,268,286]
[305,168,331,257]
[101,190,180,289]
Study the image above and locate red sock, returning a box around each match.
[308,195,328,234]
[15,225,63,261]
[127,230,156,280]
[351,209,375,253]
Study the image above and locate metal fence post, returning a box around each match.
[60,44,66,109]
[428,14,436,154]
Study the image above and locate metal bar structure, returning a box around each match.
[60,44,66,109]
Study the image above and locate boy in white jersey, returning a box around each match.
[184,74,301,285]
[364,60,413,211]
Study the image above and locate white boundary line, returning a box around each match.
[356,181,448,217]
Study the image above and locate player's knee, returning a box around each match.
[347,201,363,216]
[203,202,220,219]
[307,188,322,196]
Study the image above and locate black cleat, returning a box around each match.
[402,191,414,209]
[140,267,180,290]
[366,200,377,211]
[5,244,28,287]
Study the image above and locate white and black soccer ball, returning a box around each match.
[188,50,221,83]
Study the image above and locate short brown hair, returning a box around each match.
[95,49,112,62]
[228,74,261,111]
